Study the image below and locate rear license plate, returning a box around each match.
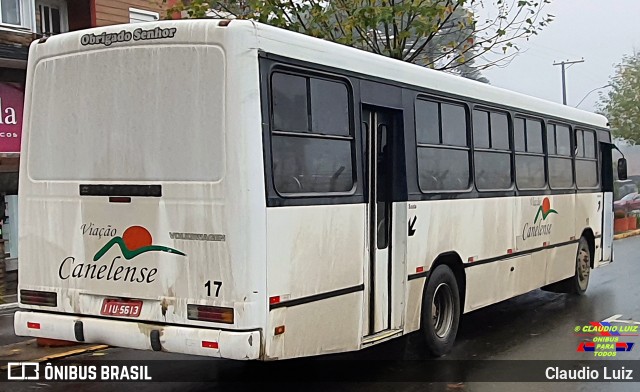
[100,299,143,317]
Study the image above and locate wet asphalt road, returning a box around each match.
[3,235,640,391]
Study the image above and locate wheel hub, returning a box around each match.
[577,248,590,290]
[432,283,454,338]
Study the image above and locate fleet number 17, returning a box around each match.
[205,280,222,297]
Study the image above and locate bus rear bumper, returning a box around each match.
[14,310,262,360]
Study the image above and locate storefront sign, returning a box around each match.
[0,83,23,153]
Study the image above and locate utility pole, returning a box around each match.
[553,59,584,105]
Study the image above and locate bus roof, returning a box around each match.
[248,21,608,129]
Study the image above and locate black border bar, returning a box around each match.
[5,360,640,382]
[270,284,364,310]
[464,239,579,269]
[79,185,162,197]
[407,239,582,281]
[408,271,429,281]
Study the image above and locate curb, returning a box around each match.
[31,344,110,363]
[0,302,18,311]
[614,229,640,240]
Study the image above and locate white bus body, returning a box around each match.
[15,20,614,360]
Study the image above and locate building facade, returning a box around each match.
[0,0,168,299]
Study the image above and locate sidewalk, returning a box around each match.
[613,229,640,240]
[0,294,16,306]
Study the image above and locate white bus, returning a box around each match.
[15,19,623,360]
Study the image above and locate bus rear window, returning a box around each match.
[27,45,225,182]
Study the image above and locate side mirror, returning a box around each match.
[618,158,628,181]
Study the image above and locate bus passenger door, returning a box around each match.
[600,141,614,265]
[362,107,395,337]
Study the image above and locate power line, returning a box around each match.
[553,58,585,105]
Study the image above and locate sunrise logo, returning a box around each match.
[93,226,186,261]
[534,197,558,224]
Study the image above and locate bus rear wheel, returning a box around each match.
[421,265,460,357]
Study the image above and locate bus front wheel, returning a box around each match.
[421,265,460,357]
[569,237,591,295]
[543,236,591,295]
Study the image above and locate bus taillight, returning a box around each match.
[20,290,57,307]
[187,305,234,324]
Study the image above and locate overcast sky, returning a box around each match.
[481,0,640,113]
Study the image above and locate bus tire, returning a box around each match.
[421,265,460,357]
[568,237,591,295]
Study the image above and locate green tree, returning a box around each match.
[412,5,490,82]
[166,0,553,75]
[599,52,640,143]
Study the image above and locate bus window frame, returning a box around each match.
[414,95,474,195]
[470,105,515,193]
[513,114,549,191]
[546,121,576,191]
[266,65,360,200]
[574,128,600,190]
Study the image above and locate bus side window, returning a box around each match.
[575,129,599,189]
[547,123,574,189]
[473,109,512,191]
[415,98,471,193]
[270,72,355,196]
[515,117,546,190]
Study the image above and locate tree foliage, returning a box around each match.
[166,0,553,74]
[599,52,640,144]
[416,4,489,81]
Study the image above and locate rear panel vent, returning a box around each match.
[79,184,162,197]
